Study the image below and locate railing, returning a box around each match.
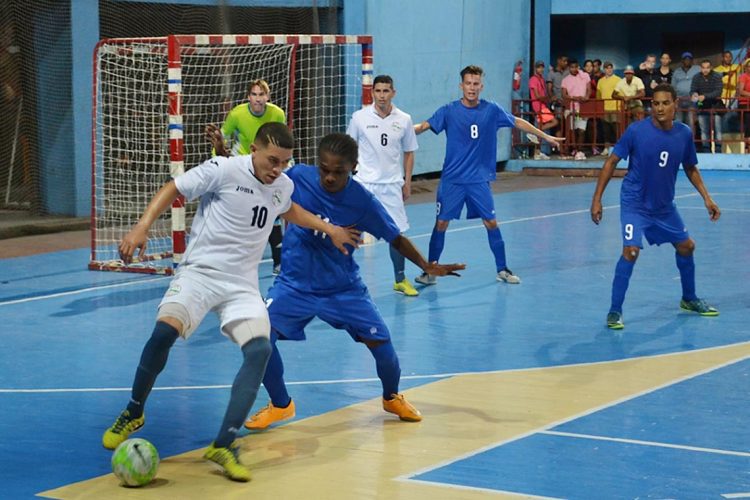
[511,97,750,159]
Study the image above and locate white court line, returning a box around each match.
[680,206,750,213]
[540,430,750,458]
[0,276,170,307]
[400,479,564,500]
[395,344,750,482]
[723,493,750,499]
[3,338,749,397]
[0,194,702,307]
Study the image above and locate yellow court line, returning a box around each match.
[40,342,750,500]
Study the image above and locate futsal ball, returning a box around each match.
[111,438,159,487]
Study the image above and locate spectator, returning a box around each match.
[547,55,569,151]
[691,59,724,152]
[561,59,591,159]
[656,53,673,85]
[613,65,645,122]
[529,60,559,159]
[583,59,602,155]
[735,59,750,152]
[636,54,658,105]
[673,52,700,126]
[592,59,604,82]
[715,51,740,108]
[596,61,621,156]
[512,59,524,102]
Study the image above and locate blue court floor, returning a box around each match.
[1,170,748,499]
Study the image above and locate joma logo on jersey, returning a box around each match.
[366,124,379,129]
[236,185,254,194]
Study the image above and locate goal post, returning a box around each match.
[89,34,373,274]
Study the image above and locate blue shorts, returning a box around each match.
[621,209,690,248]
[436,181,496,221]
[266,280,391,343]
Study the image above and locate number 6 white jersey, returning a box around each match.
[346,104,418,184]
[174,155,293,285]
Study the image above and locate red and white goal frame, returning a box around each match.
[89,34,373,274]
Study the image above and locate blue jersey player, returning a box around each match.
[414,65,562,285]
[244,134,465,429]
[591,83,721,329]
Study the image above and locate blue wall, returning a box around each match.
[552,0,750,15]
[349,0,531,176]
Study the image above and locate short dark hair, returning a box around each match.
[584,59,593,66]
[593,59,602,65]
[255,122,294,150]
[319,133,358,166]
[653,83,676,100]
[568,58,579,66]
[460,65,484,80]
[700,59,712,66]
[373,74,394,88]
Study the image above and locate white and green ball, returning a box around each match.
[111,438,159,487]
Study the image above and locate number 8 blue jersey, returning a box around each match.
[427,99,516,184]
[613,120,698,214]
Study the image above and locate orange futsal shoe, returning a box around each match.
[383,393,422,422]
[244,400,296,430]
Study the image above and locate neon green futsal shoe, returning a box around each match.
[102,410,145,450]
[204,442,251,482]
[606,311,624,329]
[680,298,719,316]
[394,278,419,296]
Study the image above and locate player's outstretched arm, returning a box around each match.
[414,121,431,135]
[514,117,564,149]
[205,124,230,157]
[590,153,621,224]
[281,202,362,254]
[390,235,466,277]
[119,181,181,263]
[683,164,721,221]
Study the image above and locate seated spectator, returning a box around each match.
[673,52,700,126]
[736,59,750,152]
[613,65,645,122]
[528,60,558,159]
[596,61,621,156]
[691,59,724,152]
[561,59,591,160]
[656,53,673,85]
[715,50,740,109]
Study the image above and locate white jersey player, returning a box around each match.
[102,123,360,482]
[346,74,420,296]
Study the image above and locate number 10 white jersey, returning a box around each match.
[174,154,293,286]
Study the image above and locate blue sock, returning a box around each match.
[369,342,401,400]
[486,227,507,271]
[214,337,272,448]
[428,226,446,263]
[610,256,635,313]
[126,321,179,418]
[261,334,292,408]
[675,253,697,301]
[389,244,406,282]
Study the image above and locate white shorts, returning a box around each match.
[158,266,270,344]
[357,180,409,232]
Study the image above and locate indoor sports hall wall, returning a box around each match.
[345,0,532,177]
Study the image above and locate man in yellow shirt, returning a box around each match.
[715,51,740,107]
[596,61,621,155]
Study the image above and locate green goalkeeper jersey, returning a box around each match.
[221,102,286,155]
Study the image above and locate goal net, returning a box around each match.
[90,34,373,274]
